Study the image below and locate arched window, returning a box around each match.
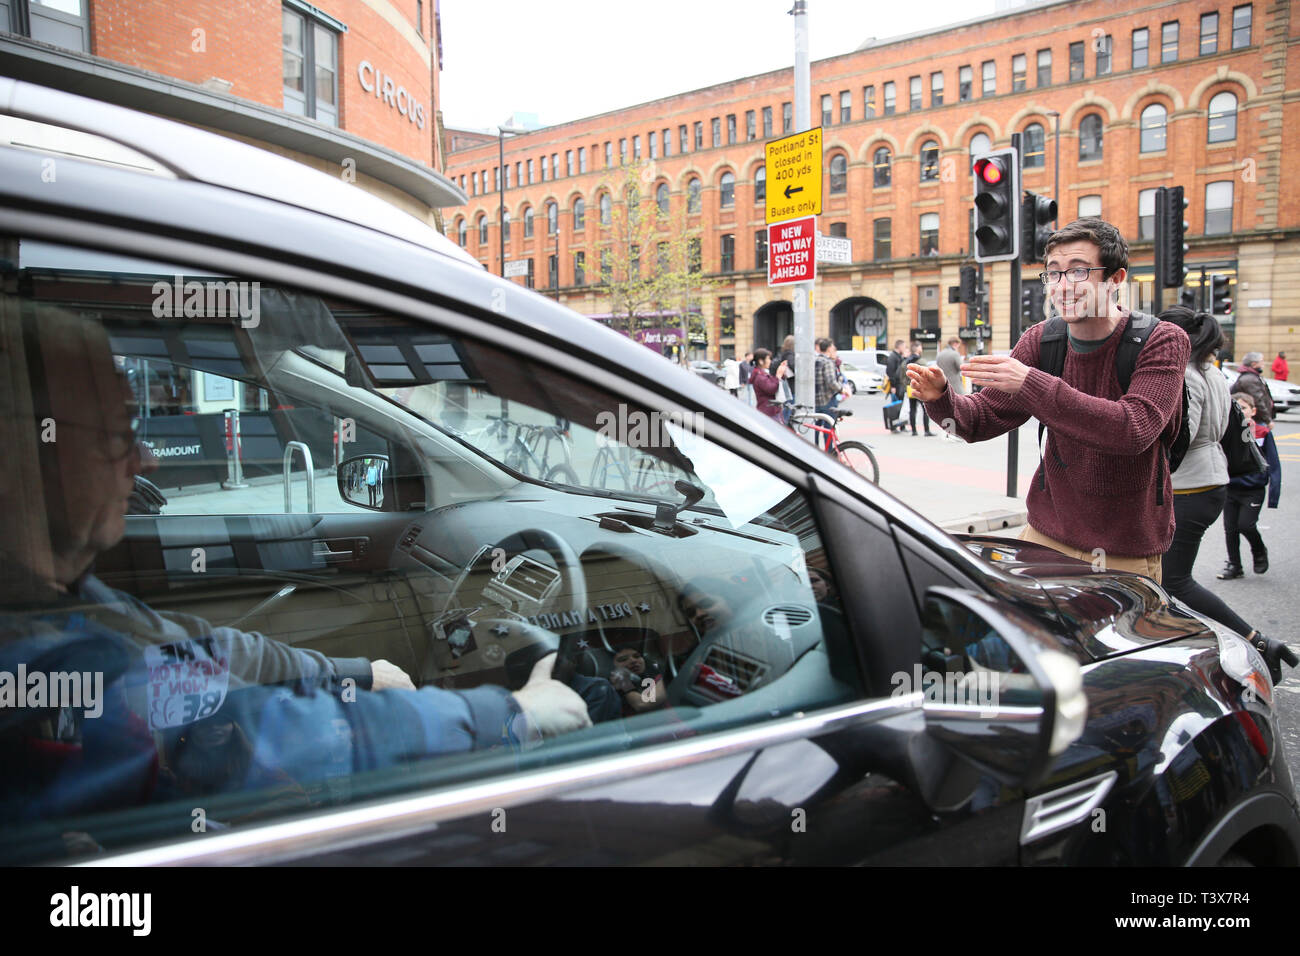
[919,140,940,181]
[687,177,701,213]
[754,166,766,202]
[599,192,611,225]
[457,218,467,246]
[872,147,891,187]
[968,132,991,160]
[656,183,670,214]
[1207,91,1237,143]
[502,210,511,242]
[719,171,735,207]
[573,197,585,230]
[1140,103,1167,152]
[829,154,848,193]
[546,201,558,235]
[478,214,488,244]
[523,206,534,238]
[1078,114,1103,161]
[1022,123,1045,168]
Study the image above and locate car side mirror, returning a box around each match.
[917,587,1087,791]
[338,454,391,511]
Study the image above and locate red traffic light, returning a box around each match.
[974,157,1004,185]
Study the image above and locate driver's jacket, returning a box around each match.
[0,565,521,860]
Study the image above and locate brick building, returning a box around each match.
[443,0,1295,362]
[0,0,464,224]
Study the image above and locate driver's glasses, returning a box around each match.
[59,415,142,462]
[1040,266,1108,285]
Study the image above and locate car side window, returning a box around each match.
[0,235,862,863]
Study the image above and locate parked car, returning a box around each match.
[688,359,725,386]
[839,348,893,379]
[839,360,884,395]
[1222,367,1300,413]
[1,80,1296,867]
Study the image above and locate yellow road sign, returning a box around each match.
[766,127,822,224]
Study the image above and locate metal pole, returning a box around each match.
[1007,131,1023,499]
[1200,266,1208,312]
[976,262,986,355]
[1050,111,1060,229]
[498,130,506,277]
[791,0,815,421]
[1152,186,1165,316]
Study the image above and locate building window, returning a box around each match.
[604,142,612,167]
[829,154,847,193]
[1232,5,1252,48]
[783,101,793,133]
[478,215,488,245]
[1022,123,1046,167]
[1138,188,1157,239]
[1200,12,1218,55]
[821,94,833,126]
[574,251,585,285]
[471,171,479,196]
[1012,54,1027,91]
[719,171,735,208]
[494,166,501,191]
[981,60,996,96]
[661,128,671,158]
[1096,34,1112,75]
[873,218,892,260]
[282,8,338,125]
[619,139,628,164]
[546,201,558,236]
[575,147,585,173]
[755,167,766,202]
[1140,103,1167,152]
[1205,181,1234,235]
[720,234,735,273]
[540,156,548,182]
[919,141,940,181]
[1207,91,1238,143]
[649,131,658,159]
[762,106,773,137]
[600,249,611,284]
[1161,21,1179,62]
[746,110,756,140]
[958,66,972,102]
[1069,41,1084,80]
[883,82,896,115]
[573,198,585,230]
[712,117,722,147]
[969,131,991,159]
[727,114,737,144]
[930,72,944,107]
[688,237,702,273]
[909,75,922,110]
[919,213,940,256]
[523,207,534,239]
[524,258,534,289]
[562,150,571,177]
[687,178,701,214]
[1132,28,1149,68]
[755,231,768,270]
[632,135,641,160]
[599,192,612,225]
[840,89,851,123]
[656,183,670,215]
[828,222,847,238]
[456,219,466,246]
[551,153,558,178]
[1078,194,1102,218]
[719,297,736,336]
[1037,48,1051,86]
[1078,113,1103,161]
[873,147,891,187]
[694,121,704,149]
[548,254,558,289]
[502,211,511,242]
[679,125,688,153]
[863,86,876,118]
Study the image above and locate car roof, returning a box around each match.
[0,77,480,269]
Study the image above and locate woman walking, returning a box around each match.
[748,348,789,424]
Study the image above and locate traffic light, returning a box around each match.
[1021,282,1045,325]
[1020,191,1057,266]
[1210,274,1233,316]
[959,265,978,304]
[1179,288,1197,309]
[1159,185,1189,288]
[971,148,1020,263]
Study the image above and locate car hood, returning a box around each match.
[961,535,1214,661]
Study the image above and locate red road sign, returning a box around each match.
[767,216,816,286]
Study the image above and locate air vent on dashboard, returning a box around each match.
[398,525,423,551]
[692,646,766,700]
[761,604,815,630]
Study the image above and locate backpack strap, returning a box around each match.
[1036,318,1069,489]
[1115,311,1156,392]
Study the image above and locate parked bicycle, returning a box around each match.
[789,408,879,483]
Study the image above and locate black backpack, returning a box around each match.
[1220,396,1268,477]
[1037,311,1190,505]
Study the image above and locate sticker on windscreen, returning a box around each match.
[144,635,231,730]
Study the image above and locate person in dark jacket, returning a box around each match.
[884,339,908,432]
[749,348,788,423]
[1231,352,1275,425]
[1219,392,1282,579]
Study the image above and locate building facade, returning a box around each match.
[443,0,1296,362]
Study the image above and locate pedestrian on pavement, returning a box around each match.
[738,350,754,386]
[1157,307,1273,645]
[365,458,380,507]
[1272,351,1289,382]
[884,339,908,432]
[814,338,850,448]
[776,334,797,424]
[906,339,934,436]
[1231,352,1275,425]
[1219,392,1282,579]
[723,357,740,397]
[906,216,1190,581]
[749,348,789,424]
[935,337,966,396]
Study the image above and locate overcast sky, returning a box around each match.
[439,0,999,132]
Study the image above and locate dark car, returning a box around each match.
[1,80,1296,867]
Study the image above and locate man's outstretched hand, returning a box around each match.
[906,363,948,402]
[961,355,1032,395]
[370,659,417,690]
[512,653,592,738]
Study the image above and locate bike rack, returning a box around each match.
[283,441,315,513]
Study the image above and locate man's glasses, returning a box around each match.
[56,416,143,462]
[1039,266,1109,285]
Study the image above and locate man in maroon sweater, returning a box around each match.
[907,218,1190,582]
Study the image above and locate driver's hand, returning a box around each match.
[512,653,591,737]
[370,659,416,691]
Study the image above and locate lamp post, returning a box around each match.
[1048,110,1060,229]
[498,125,527,278]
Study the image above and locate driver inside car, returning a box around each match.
[0,308,593,840]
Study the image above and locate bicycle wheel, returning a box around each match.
[836,441,879,484]
[544,463,581,485]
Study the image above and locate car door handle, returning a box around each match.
[313,537,370,564]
